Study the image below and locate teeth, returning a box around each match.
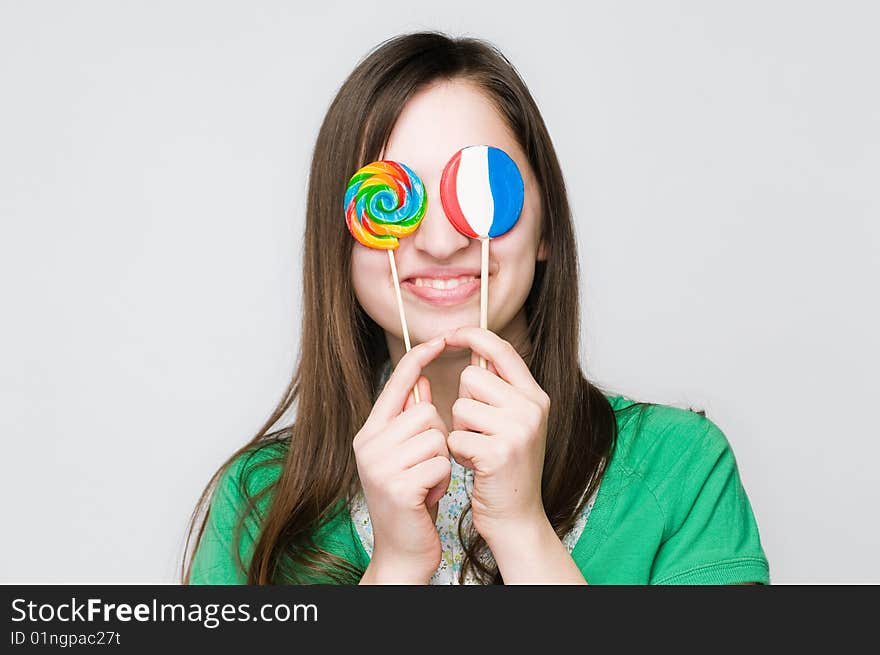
[411,276,476,290]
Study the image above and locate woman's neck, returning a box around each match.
[386,309,531,431]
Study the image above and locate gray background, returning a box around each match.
[1,1,877,583]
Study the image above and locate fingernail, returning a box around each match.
[427,335,445,347]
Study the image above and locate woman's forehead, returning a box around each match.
[381,79,525,179]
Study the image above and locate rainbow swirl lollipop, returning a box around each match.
[344,160,427,250]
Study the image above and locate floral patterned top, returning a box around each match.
[349,360,600,585]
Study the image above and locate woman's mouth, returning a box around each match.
[400,274,483,306]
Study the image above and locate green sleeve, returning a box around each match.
[647,417,770,585]
[189,445,283,585]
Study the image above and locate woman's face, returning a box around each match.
[351,78,546,349]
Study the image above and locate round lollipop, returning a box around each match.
[344,160,427,249]
[345,160,427,401]
[440,145,524,368]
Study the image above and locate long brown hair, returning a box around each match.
[182,31,626,585]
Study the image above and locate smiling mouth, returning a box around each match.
[400,274,485,305]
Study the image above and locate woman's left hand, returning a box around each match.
[443,326,551,544]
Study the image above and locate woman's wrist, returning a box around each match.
[481,513,589,584]
[480,512,553,559]
[477,506,549,552]
[359,555,435,585]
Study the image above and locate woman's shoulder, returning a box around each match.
[190,438,290,584]
[600,392,737,494]
[217,438,289,503]
[594,392,769,584]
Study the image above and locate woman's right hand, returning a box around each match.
[354,335,451,584]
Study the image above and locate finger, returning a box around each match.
[369,336,446,425]
[447,430,491,471]
[452,397,506,434]
[426,463,451,511]
[403,375,432,411]
[459,364,517,406]
[469,349,499,376]
[401,455,451,503]
[376,402,448,449]
[447,327,537,392]
[395,428,449,470]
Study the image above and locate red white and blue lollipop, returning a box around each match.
[440,145,524,367]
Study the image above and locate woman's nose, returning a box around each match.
[411,192,471,259]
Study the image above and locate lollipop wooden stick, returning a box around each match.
[479,237,489,369]
[388,249,420,403]
[344,160,428,406]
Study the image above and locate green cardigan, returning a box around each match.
[189,394,770,585]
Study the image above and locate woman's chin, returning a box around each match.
[410,323,473,345]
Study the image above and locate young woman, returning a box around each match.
[182,32,769,585]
